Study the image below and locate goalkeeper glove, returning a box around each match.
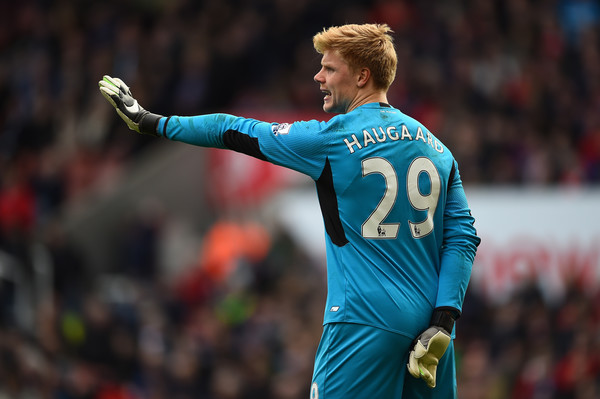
[407,308,457,388]
[98,75,162,136]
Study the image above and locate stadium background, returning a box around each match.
[0,0,599,398]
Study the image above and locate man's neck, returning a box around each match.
[346,91,389,113]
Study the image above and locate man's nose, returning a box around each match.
[314,69,323,83]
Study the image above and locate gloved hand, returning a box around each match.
[407,308,456,388]
[98,75,162,136]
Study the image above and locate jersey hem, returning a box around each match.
[322,319,417,340]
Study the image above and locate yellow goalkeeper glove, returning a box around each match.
[407,308,457,388]
[98,75,162,136]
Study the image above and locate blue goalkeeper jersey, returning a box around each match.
[157,102,480,338]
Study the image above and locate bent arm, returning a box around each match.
[437,162,481,314]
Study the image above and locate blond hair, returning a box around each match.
[313,23,397,91]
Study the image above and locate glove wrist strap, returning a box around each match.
[430,308,457,333]
[140,113,163,137]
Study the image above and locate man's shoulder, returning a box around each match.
[287,118,339,137]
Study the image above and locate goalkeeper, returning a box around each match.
[100,23,480,398]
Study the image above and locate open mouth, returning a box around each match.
[321,90,331,100]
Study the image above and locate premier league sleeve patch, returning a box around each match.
[272,122,291,136]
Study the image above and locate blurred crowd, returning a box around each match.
[1,218,600,399]
[0,219,329,399]
[1,0,600,398]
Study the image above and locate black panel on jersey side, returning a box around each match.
[447,162,456,193]
[223,130,268,161]
[316,158,348,247]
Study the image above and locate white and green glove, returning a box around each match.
[98,75,162,136]
[407,308,457,388]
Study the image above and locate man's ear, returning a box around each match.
[357,67,371,88]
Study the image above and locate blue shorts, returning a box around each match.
[310,323,457,398]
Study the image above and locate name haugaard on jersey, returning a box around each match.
[343,125,445,155]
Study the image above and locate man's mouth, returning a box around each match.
[321,90,331,100]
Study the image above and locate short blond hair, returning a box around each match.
[313,23,397,91]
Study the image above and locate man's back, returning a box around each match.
[252,102,477,337]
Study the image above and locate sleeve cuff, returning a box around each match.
[430,307,459,333]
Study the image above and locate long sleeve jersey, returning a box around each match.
[156,102,480,338]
